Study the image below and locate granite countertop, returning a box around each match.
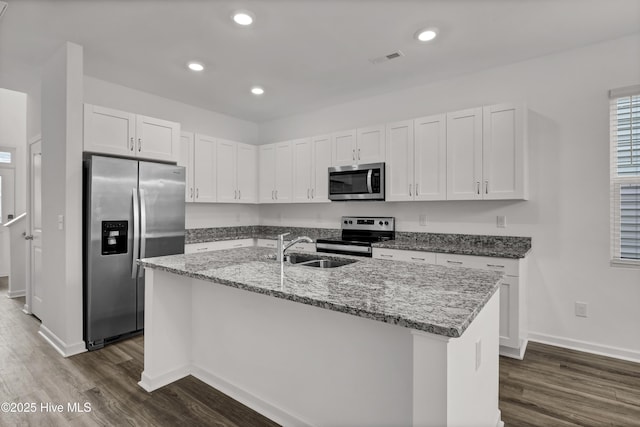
[139,247,502,338]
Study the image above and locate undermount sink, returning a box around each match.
[285,253,358,269]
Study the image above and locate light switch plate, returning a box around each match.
[497,215,507,228]
[419,214,427,226]
[575,302,588,317]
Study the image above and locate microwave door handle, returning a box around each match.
[367,169,373,194]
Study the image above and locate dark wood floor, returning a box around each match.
[1,278,640,426]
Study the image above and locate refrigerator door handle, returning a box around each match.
[139,188,147,278]
[131,188,140,279]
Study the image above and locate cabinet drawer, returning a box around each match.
[256,239,277,248]
[185,243,215,254]
[372,248,436,264]
[288,242,316,252]
[185,239,253,253]
[436,253,519,276]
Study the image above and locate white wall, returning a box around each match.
[258,34,640,359]
[0,88,27,214]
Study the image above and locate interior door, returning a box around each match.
[0,168,15,277]
[28,138,43,318]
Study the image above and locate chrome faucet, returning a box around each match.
[277,233,314,262]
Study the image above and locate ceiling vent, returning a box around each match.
[369,50,405,65]
[0,2,7,20]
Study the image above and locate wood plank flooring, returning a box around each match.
[1,277,639,426]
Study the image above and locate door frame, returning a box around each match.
[24,134,41,315]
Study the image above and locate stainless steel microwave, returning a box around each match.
[328,162,385,201]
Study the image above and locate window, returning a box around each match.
[610,85,640,266]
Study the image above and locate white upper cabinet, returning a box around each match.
[385,120,414,201]
[447,104,527,201]
[259,141,293,203]
[446,107,484,200]
[386,116,446,202]
[332,126,386,166]
[311,134,332,202]
[414,114,447,200]
[178,131,195,202]
[193,133,217,203]
[292,135,332,203]
[84,104,179,163]
[482,103,527,200]
[216,139,258,204]
[356,125,386,165]
[236,142,258,203]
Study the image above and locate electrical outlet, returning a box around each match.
[575,302,588,318]
[419,214,427,226]
[497,215,507,228]
[475,339,482,371]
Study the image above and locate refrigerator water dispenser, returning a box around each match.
[101,220,128,255]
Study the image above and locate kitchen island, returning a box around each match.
[138,247,504,427]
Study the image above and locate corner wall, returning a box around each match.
[258,34,640,359]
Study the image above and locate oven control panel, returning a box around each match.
[341,216,395,232]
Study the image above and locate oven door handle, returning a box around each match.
[366,169,373,194]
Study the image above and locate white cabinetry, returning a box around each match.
[217,139,258,203]
[372,248,437,264]
[255,239,315,253]
[332,125,385,166]
[292,136,332,203]
[447,104,527,200]
[385,115,446,201]
[179,132,195,202]
[259,141,293,203]
[84,104,179,163]
[193,134,217,203]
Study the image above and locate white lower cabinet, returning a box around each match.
[256,239,316,252]
[373,247,528,359]
[185,239,254,254]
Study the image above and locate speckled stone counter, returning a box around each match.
[186,225,341,244]
[373,232,532,258]
[139,247,502,338]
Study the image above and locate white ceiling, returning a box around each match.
[1,0,639,123]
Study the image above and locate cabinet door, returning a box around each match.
[414,114,447,201]
[83,104,135,157]
[385,120,414,201]
[356,125,385,164]
[179,131,195,202]
[446,108,483,200]
[135,115,180,162]
[193,134,217,203]
[258,144,276,203]
[499,276,520,348]
[274,141,293,202]
[237,143,258,203]
[482,103,526,200]
[216,139,238,203]
[292,138,313,202]
[311,135,332,202]
[332,129,357,166]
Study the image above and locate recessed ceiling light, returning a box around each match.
[415,28,438,42]
[251,86,264,95]
[232,10,255,26]
[187,62,204,72]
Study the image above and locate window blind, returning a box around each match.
[611,89,640,265]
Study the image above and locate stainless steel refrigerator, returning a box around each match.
[83,155,185,350]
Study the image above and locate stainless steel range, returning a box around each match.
[316,216,395,257]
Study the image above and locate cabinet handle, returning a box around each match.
[190,188,193,199]
[485,180,489,194]
[130,137,134,151]
[409,184,412,196]
[196,247,208,252]
[476,181,480,195]
[358,148,361,160]
[311,188,314,199]
[486,264,505,269]
[272,190,274,200]
[352,149,355,161]
[446,260,463,265]
[275,190,278,200]
[380,254,394,258]
[416,184,419,196]
[238,190,241,199]
[138,138,142,152]
[234,190,237,199]
[411,257,426,261]
[196,188,199,199]
[233,243,243,247]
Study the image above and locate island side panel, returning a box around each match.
[190,278,415,427]
[139,268,193,392]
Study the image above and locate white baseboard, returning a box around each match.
[499,339,528,360]
[495,409,504,427]
[138,366,191,392]
[528,332,640,364]
[38,325,87,357]
[7,290,26,298]
[191,365,312,427]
